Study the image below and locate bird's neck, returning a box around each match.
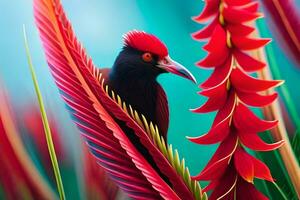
[108,67,159,121]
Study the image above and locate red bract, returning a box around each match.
[0,89,56,200]
[190,0,284,199]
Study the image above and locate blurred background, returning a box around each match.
[0,0,299,199]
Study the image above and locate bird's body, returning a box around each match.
[99,35,196,179]
[102,47,169,139]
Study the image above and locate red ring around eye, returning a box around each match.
[142,52,153,62]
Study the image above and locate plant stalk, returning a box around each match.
[254,47,300,199]
[23,25,66,200]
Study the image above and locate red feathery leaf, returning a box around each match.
[34,0,198,199]
[83,145,120,200]
[33,0,179,199]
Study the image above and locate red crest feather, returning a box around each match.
[124,30,168,58]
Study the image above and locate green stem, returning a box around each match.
[23,25,66,200]
[273,182,289,200]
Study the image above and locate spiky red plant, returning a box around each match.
[190,0,284,199]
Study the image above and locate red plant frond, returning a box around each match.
[33,0,203,199]
[190,0,284,199]
[262,0,300,67]
[83,145,120,200]
[0,88,55,200]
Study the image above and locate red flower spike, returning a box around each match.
[236,177,268,200]
[192,17,218,40]
[231,67,282,93]
[225,154,273,198]
[238,131,284,151]
[200,58,232,89]
[237,91,278,107]
[212,91,236,126]
[192,0,282,198]
[193,134,238,181]
[234,147,255,183]
[193,83,228,113]
[223,6,261,24]
[227,23,255,37]
[242,2,260,13]
[224,0,252,6]
[193,0,219,23]
[232,36,271,50]
[250,155,274,182]
[233,103,278,133]
[188,117,230,145]
[203,25,227,52]
[203,180,219,192]
[233,49,265,72]
[199,81,227,97]
[209,166,238,200]
[191,94,227,113]
[196,50,230,67]
[197,25,230,67]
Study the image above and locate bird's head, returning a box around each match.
[112,30,196,83]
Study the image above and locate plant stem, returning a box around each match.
[272,182,289,200]
[254,45,300,199]
[23,25,66,200]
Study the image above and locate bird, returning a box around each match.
[102,30,196,141]
[100,31,196,183]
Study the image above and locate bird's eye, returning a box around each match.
[142,52,153,62]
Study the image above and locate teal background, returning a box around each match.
[0,0,299,197]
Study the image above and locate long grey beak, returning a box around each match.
[158,56,197,83]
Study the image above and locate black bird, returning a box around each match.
[102,30,196,141]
